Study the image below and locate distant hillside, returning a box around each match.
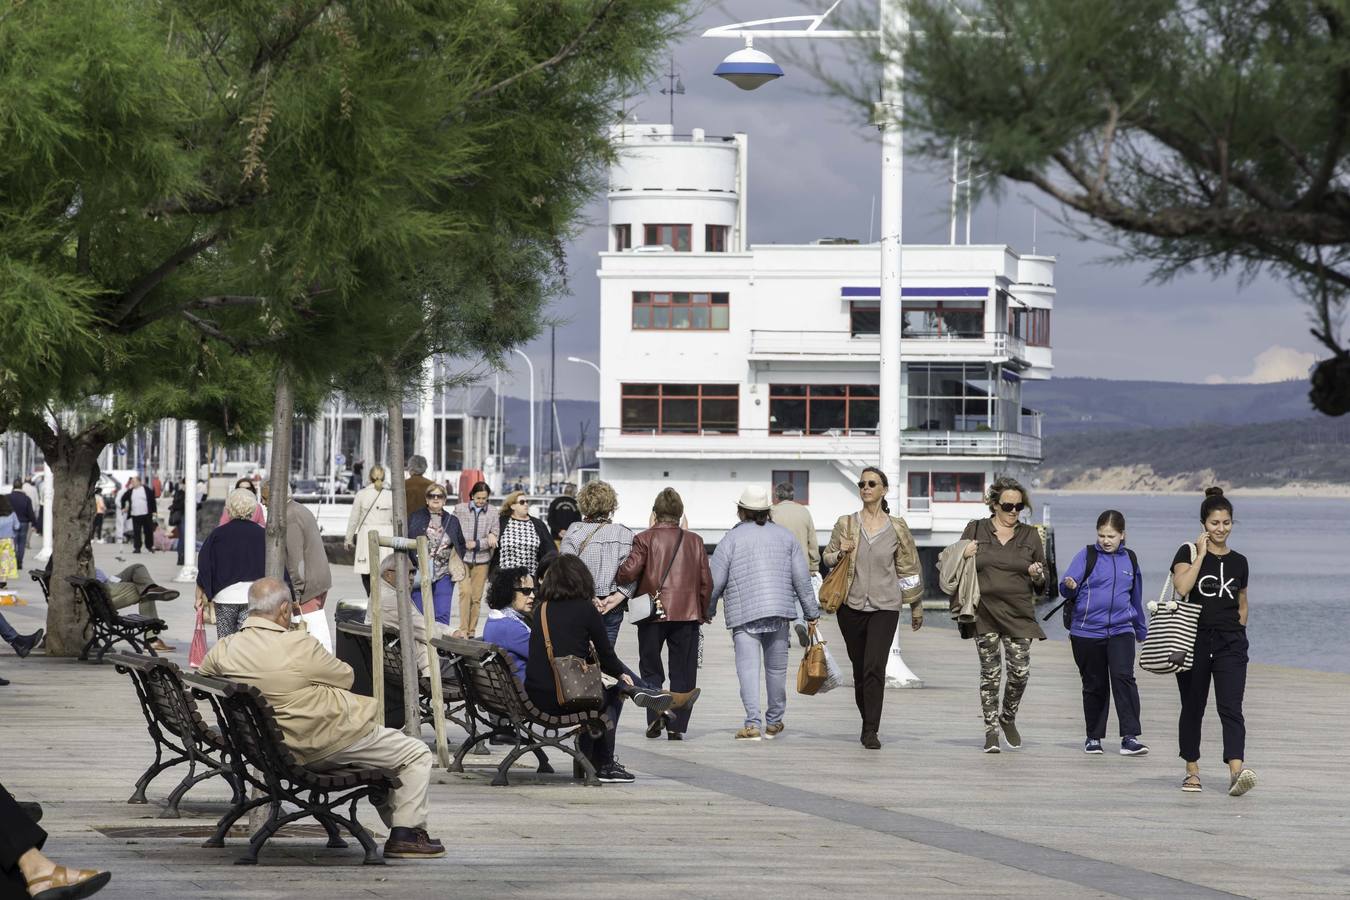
[502,397,599,452]
[1040,416,1350,490]
[1022,377,1315,434]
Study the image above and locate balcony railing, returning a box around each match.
[748,330,1028,365]
[900,430,1042,460]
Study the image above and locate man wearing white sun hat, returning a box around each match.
[708,485,819,742]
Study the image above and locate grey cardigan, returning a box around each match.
[708,520,819,629]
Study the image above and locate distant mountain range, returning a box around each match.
[505,378,1346,489]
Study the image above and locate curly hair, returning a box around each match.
[986,476,1032,514]
[225,488,259,520]
[576,480,618,520]
[487,567,531,610]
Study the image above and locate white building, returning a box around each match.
[596,124,1055,581]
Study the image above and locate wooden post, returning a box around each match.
[384,395,421,736]
[417,536,450,769]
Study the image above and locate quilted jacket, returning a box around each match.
[708,520,819,629]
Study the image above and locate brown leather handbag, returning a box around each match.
[539,601,605,711]
[817,517,855,614]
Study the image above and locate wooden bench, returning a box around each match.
[437,635,603,786]
[183,672,397,865]
[66,575,165,662]
[106,652,241,818]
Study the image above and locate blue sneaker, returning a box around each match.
[1084,737,1103,754]
[1120,736,1149,756]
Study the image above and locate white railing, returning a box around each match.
[748,330,1028,363]
[900,430,1042,460]
[598,428,879,459]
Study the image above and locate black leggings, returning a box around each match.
[1,782,46,892]
[1176,627,1248,763]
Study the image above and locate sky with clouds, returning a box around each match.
[497,0,1324,402]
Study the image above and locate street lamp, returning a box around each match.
[510,348,536,494]
[705,0,922,689]
[565,356,601,377]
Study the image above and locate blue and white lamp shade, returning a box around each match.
[714,46,784,91]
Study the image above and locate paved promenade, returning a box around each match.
[1,545,1346,898]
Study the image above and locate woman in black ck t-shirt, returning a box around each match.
[1169,487,1256,797]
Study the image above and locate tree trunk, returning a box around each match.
[264,368,293,579]
[384,391,421,736]
[33,428,106,656]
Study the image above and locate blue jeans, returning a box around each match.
[411,575,455,629]
[0,610,18,644]
[13,524,28,568]
[732,623,790,729]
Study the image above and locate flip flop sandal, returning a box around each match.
[1181,774,1202,793]
[27,866,111,900]
[1229,768,1257,797]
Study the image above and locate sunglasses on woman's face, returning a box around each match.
[998,502,1026,513]
[857,479,881,489]
[427,493,445,501]
[516,586,536,596]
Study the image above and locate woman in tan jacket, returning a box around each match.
[822,466,924,750]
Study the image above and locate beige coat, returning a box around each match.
[345,483,395,575]
[822,513,924,608]
[198,617,377,764]
[769,500,820,574]
[938,539,980,623]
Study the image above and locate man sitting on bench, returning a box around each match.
[49,549,179,653]
[199,577,444,860]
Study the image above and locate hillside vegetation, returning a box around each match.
[1021,377,1314,432]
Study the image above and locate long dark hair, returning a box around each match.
[860,465,890,514]
[1200,486,1233,522]
[1096,509,1125,531]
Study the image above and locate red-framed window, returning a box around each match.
[1010,308,1051,346]
[908,471,984,502]
[901,300,984,338]
[850,301,880,336]
[706,224,729,252]
[772,470,810,505]
[614,224,632,251]
[621,383,739,434]
[768,384,879,435]
[643,223,692,251]
[632,291,729,330]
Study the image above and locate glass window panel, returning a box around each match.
[957,473,984,499]
[771,384,808,397]
[620,398,659,431]
[811,385,847,397]
[700,398,738,432]
[633,291,649,304]
[808,399,846,434]
[903,308,939,336]
[850,399,879,431]
[851,384,880,397]
[673,226,691,251]
[652,292,671,305]
[644,225,658,245]
[942,308,984,338]
[702,383,738,396]
[671,308,691,329]
[690,307,709,329]
[623,383,660,395]
[933,473,958,502]
[688,292,707,305]
[662,399,699,431]
[711,292,729,305]
[653,308,669,329]
[851,303,880,336]
[710,306,729,329]
[673,292,690,304]
[632,306,649,328]
[908,472,930,498]
[664,384,699,396]
[769,398,806,433]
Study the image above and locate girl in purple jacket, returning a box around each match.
[1059,510,1149,757]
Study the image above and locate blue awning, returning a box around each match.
[842,286,989,300]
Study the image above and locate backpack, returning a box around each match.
[1042,545,1139,629]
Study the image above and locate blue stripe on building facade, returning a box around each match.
[841,286,990,298]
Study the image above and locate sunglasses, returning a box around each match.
[998,502,1026,513]
[516,586,536,596]
[427,493,446,500]
[857,479,882,489]
[513,498,528,505]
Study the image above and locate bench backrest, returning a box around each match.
[108,652,213,745]
[29,570,50,602]
[66,575,119,625]
[436,636,528,721]
[182,673,306,779]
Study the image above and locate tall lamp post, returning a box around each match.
[174,419,199,582]
[510,348,536,494]
[706,0,921,688]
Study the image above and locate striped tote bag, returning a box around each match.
[1139,543,1201,675]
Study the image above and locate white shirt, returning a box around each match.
[129,487,149,517]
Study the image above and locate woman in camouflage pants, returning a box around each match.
[960,477,1047,753]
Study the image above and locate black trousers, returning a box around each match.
[835,605,900,735]
[636,620,700,733]
[1,783,46,893]
[1176,627,1248,763]
[130,514,155,551]
[1070,633,1142,739]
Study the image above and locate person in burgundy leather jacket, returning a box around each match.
[616,487,712,740]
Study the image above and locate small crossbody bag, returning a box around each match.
[628,529,685,625]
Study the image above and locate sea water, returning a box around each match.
[1035,492,1347,674]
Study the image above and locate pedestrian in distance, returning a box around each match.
[769,481,821,648]
[403,455,435,518]
[0,495,17,590]
[406,485,467,637]
[822,466,924,751]
[559,480,637,650]
[547,483,582,545]
[617,487,711,741]
[490,490,557,578]
[218,477,266,527]
[1058,510,1149,757]
[7,480,36,567]
[119,475,157,554]
[708,485,820,742]
[961,476,1047,753]
[92,489,107,544]
[196,488,270,640]
[261,482,335,652]
[1170,487,1256,797]
[452,481,499,637]
[344,465,395,596]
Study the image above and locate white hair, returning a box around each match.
[225,488,259,520]
[247,578,291,616]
